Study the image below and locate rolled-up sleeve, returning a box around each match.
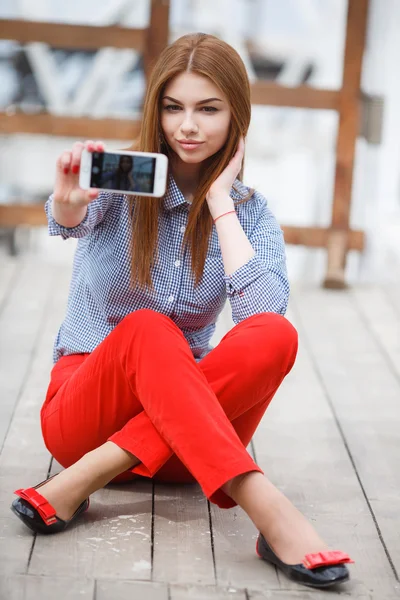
[44,191,115,240]
[224,193,289,323]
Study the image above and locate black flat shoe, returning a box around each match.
[256,533,353,589]
[11,479,89,535]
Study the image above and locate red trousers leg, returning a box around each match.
[41,310,297,508]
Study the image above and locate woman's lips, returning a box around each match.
[177,141,204,150]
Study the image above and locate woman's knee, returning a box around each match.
[245,312,298,374]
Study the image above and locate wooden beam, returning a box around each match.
[0,202,366,254]
[0,204,47,227]
[324,0,369,288]
[144,0,170,80]
[0,112,141,140]
[250,81,341,110]
[282,225,364,251]
[332,0,369,230]
[0,83,342,142]
[323,230,351,289]
[0,19,146,51]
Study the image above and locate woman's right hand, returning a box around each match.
[54,140,105,207]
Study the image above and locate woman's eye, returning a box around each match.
[163,105,218,113]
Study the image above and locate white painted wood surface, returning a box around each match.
[1,255,400,599]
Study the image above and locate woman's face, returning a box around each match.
[160,72,231,165]
[120,156,132,172]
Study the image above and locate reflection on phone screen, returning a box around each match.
[91,153,156,193]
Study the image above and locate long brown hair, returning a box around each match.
[128,33,253,289]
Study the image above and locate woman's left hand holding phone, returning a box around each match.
[52,140,104,229]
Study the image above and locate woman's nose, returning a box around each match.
[180,112,198,135]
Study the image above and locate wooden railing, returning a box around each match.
[0,0,368,288]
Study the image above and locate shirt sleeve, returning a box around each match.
[224,192,290,323]
[44,191,115,240]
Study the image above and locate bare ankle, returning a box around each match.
[222,471,260,500]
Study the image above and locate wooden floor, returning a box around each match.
[1,250,400,600]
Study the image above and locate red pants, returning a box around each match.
[41,310,298,509]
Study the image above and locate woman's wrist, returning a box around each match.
[207,194,235,221]
[52,196,88,228]
[213,210,236,224]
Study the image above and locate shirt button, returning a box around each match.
[168,295,174,303]
[180,226,185,233]
[174,260,181,267]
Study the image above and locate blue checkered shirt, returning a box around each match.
[45,175,290,363]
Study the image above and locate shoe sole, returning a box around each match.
[300,573,350,589]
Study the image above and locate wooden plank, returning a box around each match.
[385,285,400,320]
[325,0,369,287]
[250,81,340,110]
[0,205,47,227]
[30,477,153,579]
[0,575,95,600]
[323,229,350,289]
[96,579,168,600]
[282,225,364,251]
[29,376,153,579]
[170,585,246,599]
[0,259,55,451]
[0,19,146,51]
[152,483,215,585]
[332,0,369,228]
[352,287,400,379]
[144,0,171,79]
[0,256,19,315]
[210,500,279,592]
[0,112,141,140]
[0,261,66,575]
[290,288,400,594]
[0,201,366,255]
[0,263,69,467]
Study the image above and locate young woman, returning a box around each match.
[102,154,136,192]
[11,33,353,590]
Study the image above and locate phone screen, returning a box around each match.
[90,152,156,193]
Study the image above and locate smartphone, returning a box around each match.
[79,149,169,197]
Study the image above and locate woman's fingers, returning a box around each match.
[94,140,105,152]
[86,189,100,202]
[236,137,245,160]
[57,140,104,175]
[234,137,245,173]
[70,141,84,174]
[84,139,96,152]
[57,151,72,175]
[68,187,99,206]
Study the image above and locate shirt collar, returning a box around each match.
[163,175,246,211]
[163,175,188,210]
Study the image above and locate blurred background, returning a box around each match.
[0,0,399,286]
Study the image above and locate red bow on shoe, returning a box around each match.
[303,551,354,570]
[14,488,58,526]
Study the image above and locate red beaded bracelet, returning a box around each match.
[213,210,236,224]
